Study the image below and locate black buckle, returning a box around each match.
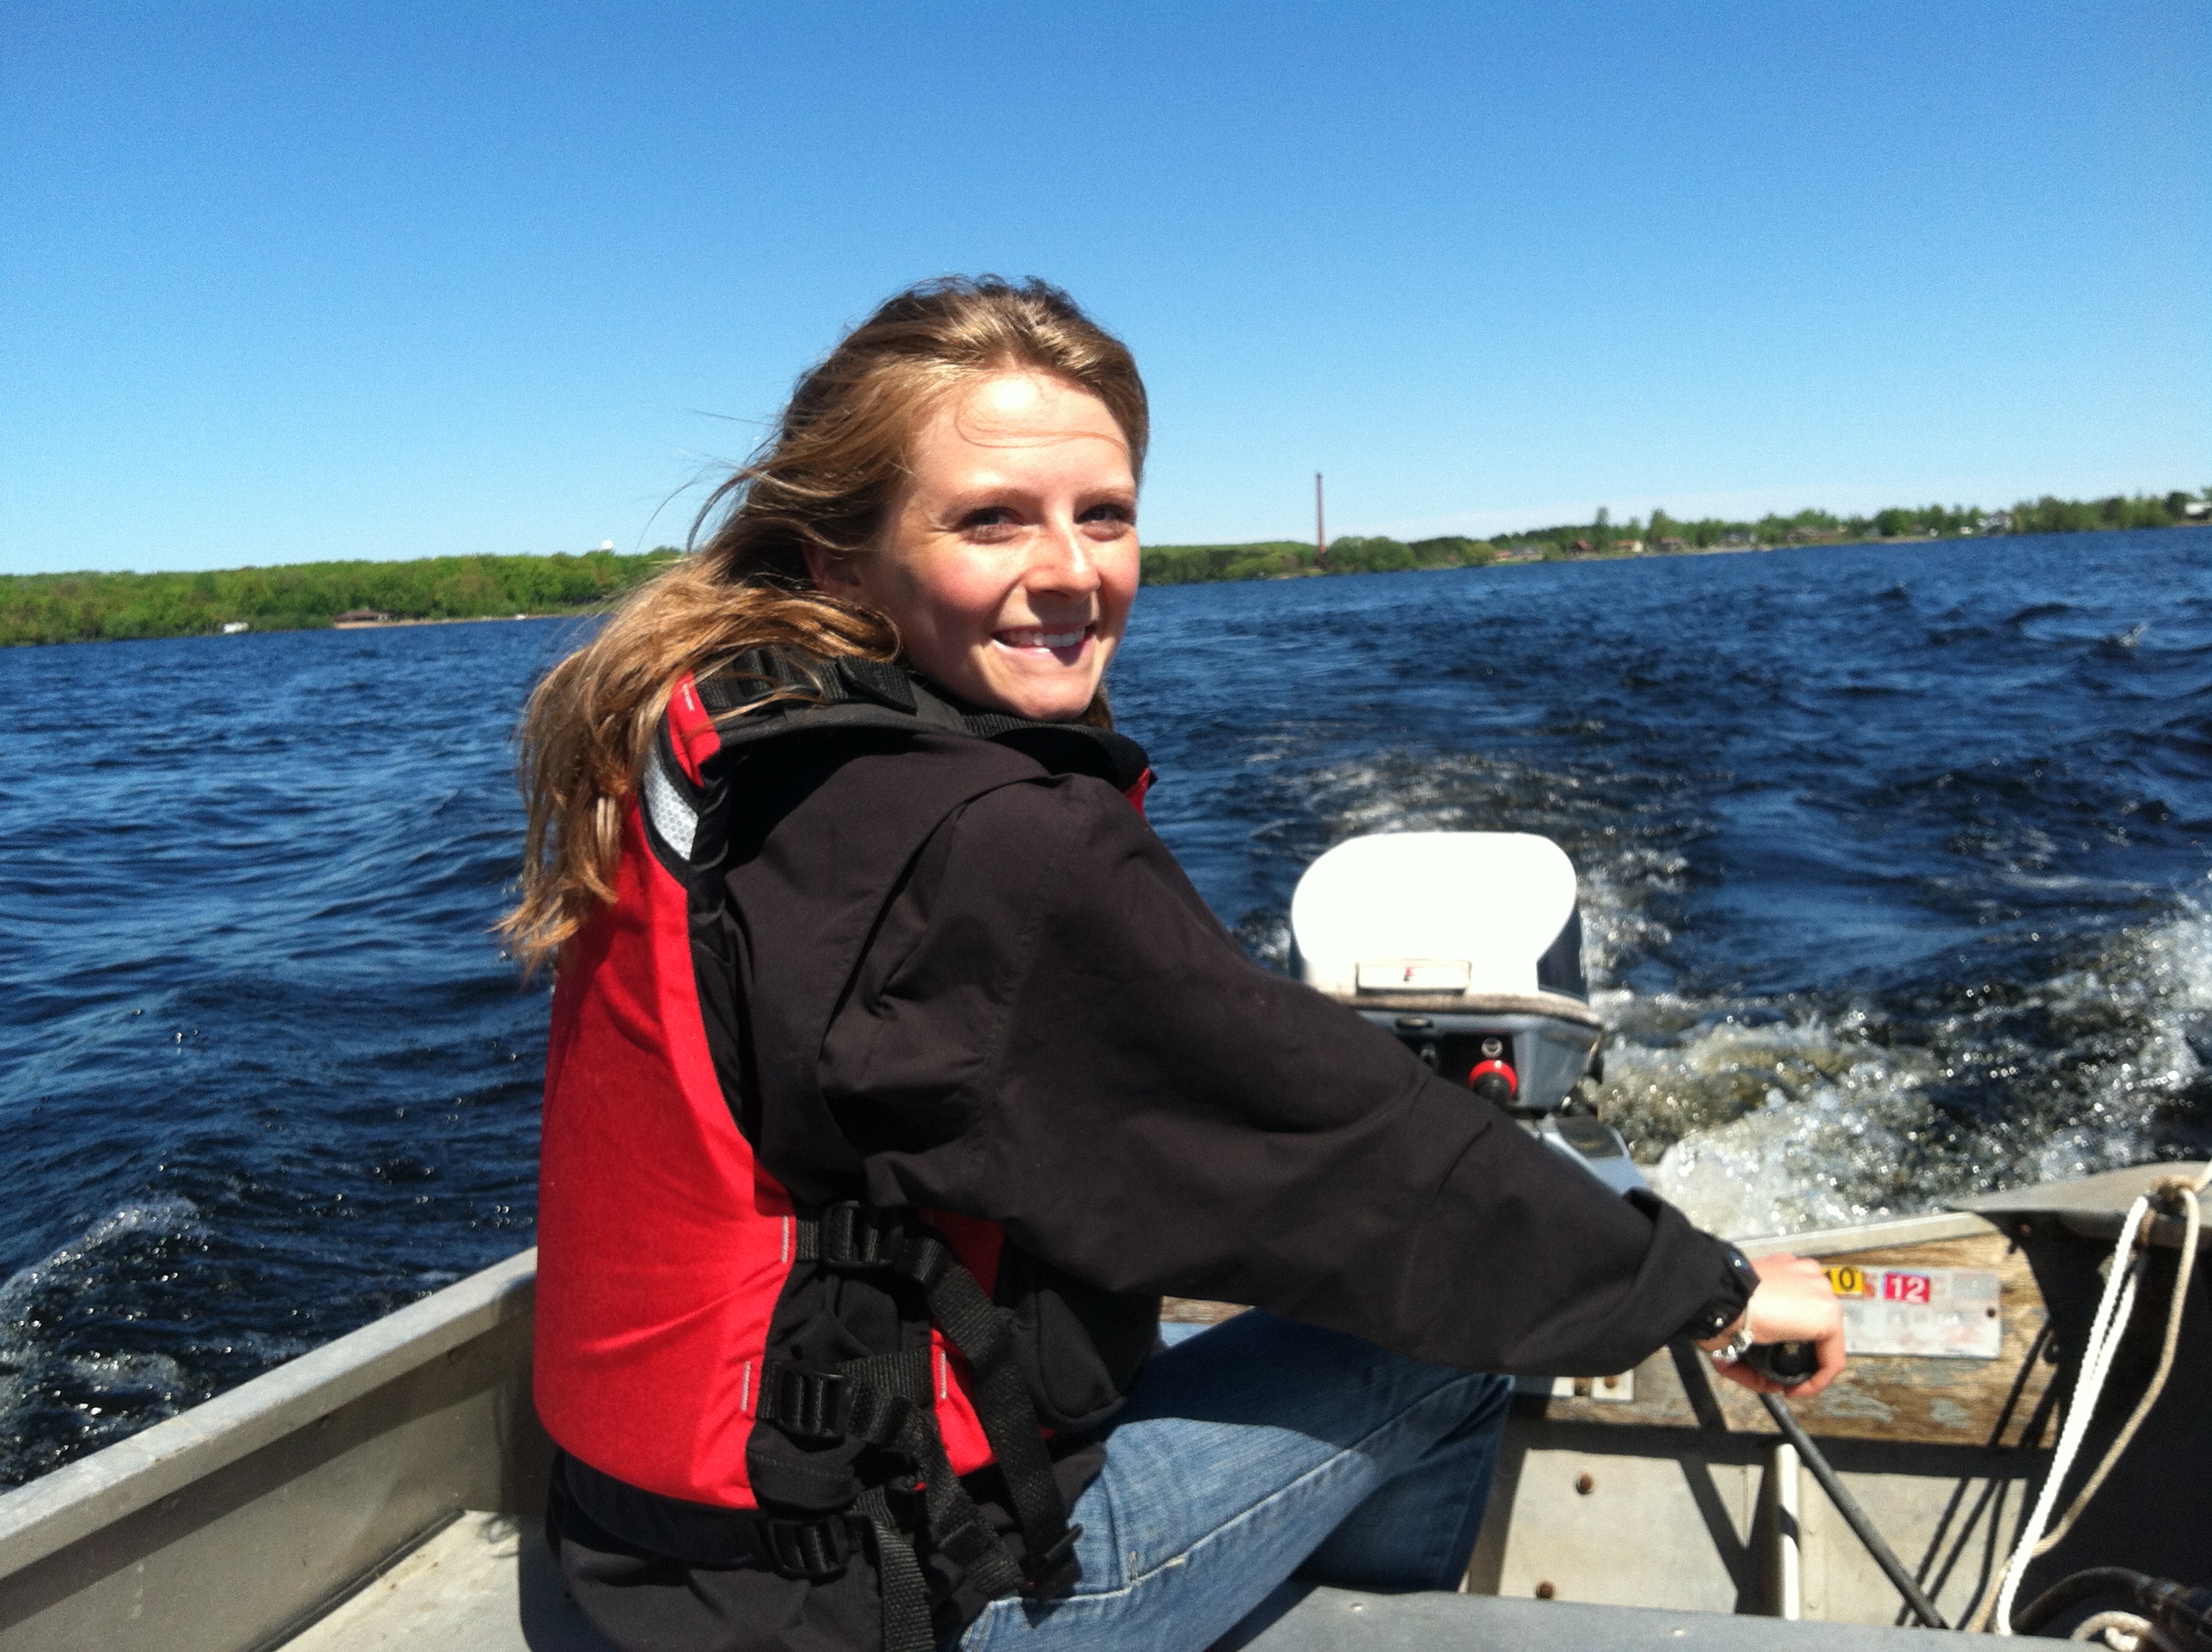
[835,656,918,713]
[845,1386,915,1448]
[818,1201,904,1270]
[762,1515,852,1581]
[816,1203,951,1288]
[1020,1523,1084,1598]
[764,1364,849,1443]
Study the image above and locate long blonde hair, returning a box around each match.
[499,276,1149,973]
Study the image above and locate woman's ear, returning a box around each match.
[801,544,860,591]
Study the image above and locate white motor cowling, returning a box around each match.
[1289,831,1639,1192]
[1290,832,1584,1003]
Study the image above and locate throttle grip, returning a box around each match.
[1743,1341,1819,1384]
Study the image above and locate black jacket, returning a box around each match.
[695,720,1736,1379]
[550,667,1745,1652]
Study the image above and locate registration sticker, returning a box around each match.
[1823,1265,2002,1358]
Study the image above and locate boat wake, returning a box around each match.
[1632,899,2212,1236]
[0,1200,207,1480]
[1194,733,2212,1241]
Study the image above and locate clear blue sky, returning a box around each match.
[3,2,2204,574]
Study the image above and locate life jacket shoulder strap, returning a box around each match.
[694,648,1151,797]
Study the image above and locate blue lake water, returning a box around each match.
[3,527,2209,1486]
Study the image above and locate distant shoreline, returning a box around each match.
[1140,508,2206,589]
[329,613,554,630]
[4,510,2205,645]
[0,547,673,649]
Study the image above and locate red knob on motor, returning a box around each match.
[1467,1059,1517,1104]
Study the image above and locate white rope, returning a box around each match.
[2032,1172,2207,1556]
[2071,1608,2149,1649]
[1971,1163,2209,1635]
[1988,1193,2151,1636]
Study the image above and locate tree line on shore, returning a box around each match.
[1141,488,2210,585]
[3,487,2205,645]
[0,549,683,648]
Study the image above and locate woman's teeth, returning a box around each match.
[996,626,1087,649]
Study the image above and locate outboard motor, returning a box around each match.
[1289,831,1644,1194]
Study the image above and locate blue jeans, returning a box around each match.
[959,1312,1512,1652]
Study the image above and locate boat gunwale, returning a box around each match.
[0,1201,2121,1578]
[0,1246,538,1584]
[1737,1211,1998,1259]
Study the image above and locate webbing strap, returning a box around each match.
[693,649,1150,794]
[904,1233,1082,1597]
[851,1430,1023,1649]
[855,1488,934,1652]
[774,1212,1039,1609]
[754,1343,1025,1598]
[755,1347,930,1446]
[798,1202,1082,1599]
[894,1391,1025,1601]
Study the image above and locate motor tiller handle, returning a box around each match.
[1743,1340,1819,1385]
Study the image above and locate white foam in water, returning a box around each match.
[1627,901,2212,1236]
[0,1199,205,1446]
[0,1197,203,1320]
[239,1330,318,1366]
[2018,901,2210,1187]
[1576,851,1682,980]
[1619,1012,1936,1236]
[62,1351,186,1404]
[1649,1088,1926,1239]
[1249,750,2209,1242]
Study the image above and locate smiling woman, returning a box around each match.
[497,278,1152,970]
[803,371,1139,724]
[498,276,1825,1652]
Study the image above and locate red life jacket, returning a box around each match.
[533,651,1155,1637]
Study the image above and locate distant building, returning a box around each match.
[1655,537,1686,552]
[1787,526,1842,543]
[332,608,392,627]
[1720,531,1755,547]
[1611,538,1644,555]
[1496,544,1542,561]
[1979,512,2013,533]
[1570,538,1596,555]
[220,620,249,635]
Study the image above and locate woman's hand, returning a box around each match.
[1699,1254,1847,1398]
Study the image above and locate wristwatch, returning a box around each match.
[1685,1242,1761,1359]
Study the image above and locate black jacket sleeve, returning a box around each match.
[818,771,1740,1377]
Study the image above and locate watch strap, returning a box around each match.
[1709,1321,1756,1364]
